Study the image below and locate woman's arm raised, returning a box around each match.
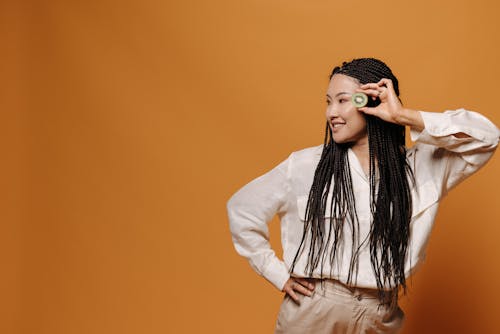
[356,77,500,194]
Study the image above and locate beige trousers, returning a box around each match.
[274,278,404,334]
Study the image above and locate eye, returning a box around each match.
[339,98,346,103]
[326,100,331,105]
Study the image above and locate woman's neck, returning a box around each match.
[351,141,370,176]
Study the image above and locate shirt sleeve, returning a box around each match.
[226,154,292,291]
[409,108,500,194]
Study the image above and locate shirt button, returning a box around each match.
[357,295,363,301]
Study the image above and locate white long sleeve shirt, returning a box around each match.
[226,109,500,292]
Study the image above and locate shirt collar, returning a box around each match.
[347,148,369,183]
[347,148,380,184]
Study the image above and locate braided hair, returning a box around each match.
[289,58,415,306]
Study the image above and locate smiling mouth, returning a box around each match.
[332,123,345,128]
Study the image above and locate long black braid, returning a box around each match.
[289,58,415,306]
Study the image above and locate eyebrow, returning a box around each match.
[326,92,350,99]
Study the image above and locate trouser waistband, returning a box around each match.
[306,277,397,302]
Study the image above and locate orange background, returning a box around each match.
[2,0,500,333]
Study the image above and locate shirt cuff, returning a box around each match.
[410,110,454,142]
[262,259,290,291]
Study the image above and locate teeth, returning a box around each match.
[333,124,344,128]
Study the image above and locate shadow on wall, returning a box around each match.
[407,198,491,334]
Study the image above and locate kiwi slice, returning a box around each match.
[351,92,368,108]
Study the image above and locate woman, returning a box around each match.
[226,58,499,333]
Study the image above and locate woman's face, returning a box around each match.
[326,74,368,146]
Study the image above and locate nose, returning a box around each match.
[326,104,339,119]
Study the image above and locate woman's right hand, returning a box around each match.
[281,277,316,305]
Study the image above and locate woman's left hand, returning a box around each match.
[355,78,405,125]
